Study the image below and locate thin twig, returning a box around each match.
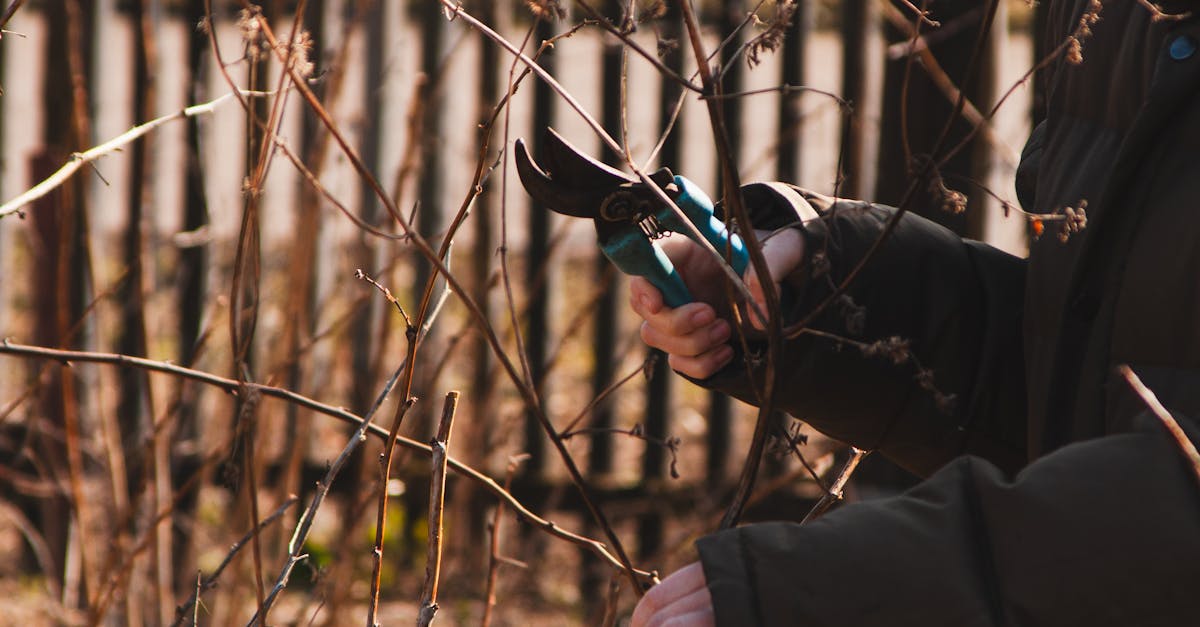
[0,0,26,31]
[445,0,758,308]
[1135,0,1191,21]
[571,0,702,94]
[418,392,460,627]
[559,351,653,435]
[173,497,299,626]
[0,501,61,599]
[880,1,1018,167]
[245,362,410,624]
[704,83,846,105]
[678,0,782,531]
[600,571,623,627]
[0,89,270,219]
[560,425,682,479]
[800,448,869,523]
[354,269,413,327]
[481,454,528,627]
[0,341,654,582]
[1118,366,1200,487]
[249,5,653,596]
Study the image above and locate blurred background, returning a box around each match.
[0,0,1040,624]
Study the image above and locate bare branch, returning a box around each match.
[0,89,272,220]
[418,392,460,627]
[1118,366,1200,487]
[0,341,655,583]
[801,448,870,523]
[174,497,299,626]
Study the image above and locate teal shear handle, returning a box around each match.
[600,176,749,308]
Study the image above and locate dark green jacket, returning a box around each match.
[696,1,1200,624]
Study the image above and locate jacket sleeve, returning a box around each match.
[704,185,1028,476]
[696,408,1200,626]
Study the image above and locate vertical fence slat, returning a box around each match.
[523,14,556,480]
[116,0,153,507]
[705,0,745,488]
[966,0,1005,241]
[589,16,622,480]
[461,0,500,579]
[838,0,874,198]
[639,2,684,560]
[29,0,97,609]
[876,0,985,236]
[580,7,627,610]
[776,0,811,184]
[169,0,212,596]
[414,0,447,349]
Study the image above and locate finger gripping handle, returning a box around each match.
[667,176,750,275]
[601,231,692,308]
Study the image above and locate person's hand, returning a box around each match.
[629,228,805,379]
[630,562,714,627]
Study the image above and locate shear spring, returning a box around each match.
[638,215,670,239]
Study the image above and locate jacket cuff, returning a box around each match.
[696,529,761,626]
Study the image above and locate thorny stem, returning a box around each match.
[354,270,413,328]
[202,6,275,618]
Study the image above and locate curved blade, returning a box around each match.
[514,128,636,219]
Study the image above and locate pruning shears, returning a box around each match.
[514,128,749,308]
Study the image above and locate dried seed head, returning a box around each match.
[1067,37,1084,64]
[746,1,798,68]
[525,0,565,20]
[809,250,831,279]
[1057,200,1088,242]
[657,37,679,59]
[836,294,866,336]
[937,187,968,214]
[292,29,316,78]
[911,154,968,214]
[237,7,262,46]
[861,336,911,365]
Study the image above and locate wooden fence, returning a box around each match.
[0,0,1037,624]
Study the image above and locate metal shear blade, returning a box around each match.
[514,128,641,219]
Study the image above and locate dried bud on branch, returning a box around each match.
[746,1,797,68]
[861,336,911,365]
[911,154,969,215]
[1058,200,1088,243]
[1067,0,1102,64]
[525,0,565,21]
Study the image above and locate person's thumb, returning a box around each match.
[743,228,805,329]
